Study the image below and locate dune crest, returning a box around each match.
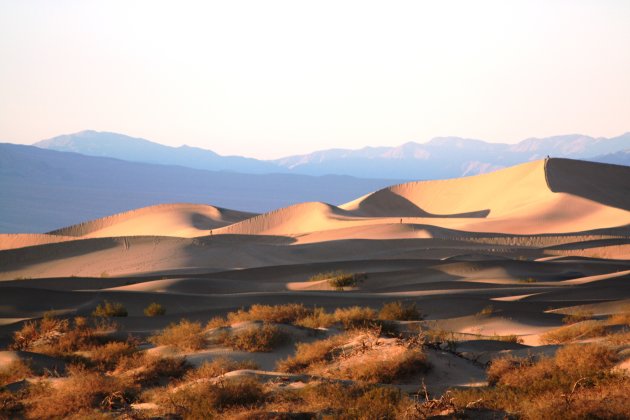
[47,203,256,239]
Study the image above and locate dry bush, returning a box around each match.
[562,309,594,325]
[92,300,128,317]
[0,360,33,386]
[23,365,128,419]
[115,353,189,386]
[486,333,523,344]
[206,316,229,329]
[185,357,259,381]
[10,315,120,361]
[294,307,336,329]
[605,328,630,345]
[333,306,377,329]
[608,311,630,326]
[149,319,206,351]
[345,348,429,383]
[452,343,623,419]
[227,304,312,324]
[159,377,265,417]
[540,320,607,344]
[477,305,495,316]
[88,340,138,371]
[271,382,411,419]
[378,301,422,321]
[276,333,350,373]
[143,302,166,317]
[308,271,367,290]
[218,323,288,352]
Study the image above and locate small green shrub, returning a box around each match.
[92,300,128,318]
[144,302,166,317]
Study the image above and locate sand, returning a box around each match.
[1,158,628,394]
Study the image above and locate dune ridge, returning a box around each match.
[47,203,256,239]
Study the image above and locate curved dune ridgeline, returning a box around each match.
[47,203,256,239]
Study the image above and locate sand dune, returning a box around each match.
[0,233,77,251]
[215,159,630,238]
[48,203,256,239]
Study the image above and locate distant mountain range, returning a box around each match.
[34,130,630,179]
[0,143,400,233]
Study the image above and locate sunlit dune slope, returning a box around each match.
[217,159,630,236]
[0,234,77,251]
[48,203,256,238]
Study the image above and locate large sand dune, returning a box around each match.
[47,203,256,239]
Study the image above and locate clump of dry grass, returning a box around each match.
[333,306,377,329]
[0,360,33,386]
[540,320,607,344]
[156,377,266,418]
[562,309,594,325]
[294,307,336,329]
[23,364,130,419]
[185,357,259,381]
[378,301,423,321]
[218,323,288,352]
[607,308,630,326]
[88,340,138,371]
[143,302,166,317]
[92,300,128,317]
[149,319,206,351]
[477,305,495,316]
[276,333,350,373]
[452,343,625,419]
[114,353,189,386]
[345,348,429,383]
[227,304,313,324]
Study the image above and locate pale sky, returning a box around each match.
[1,1,629,159]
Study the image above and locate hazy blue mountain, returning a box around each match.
[589,149,630,166]
[274,133,630,178]
[0,144,403,233]
[32,130,629,179]
[35,130,283,174]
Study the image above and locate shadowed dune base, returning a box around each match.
[0,158,629,418]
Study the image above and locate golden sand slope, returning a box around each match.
[47,203,256,239]
[0,234,76,251]
[218,159,630,237]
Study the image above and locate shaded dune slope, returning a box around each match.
[48,203,256,238]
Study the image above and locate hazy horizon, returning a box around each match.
[2,1,629,159]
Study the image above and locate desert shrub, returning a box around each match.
[206,316,229,329]
[540,320,607,344]
[486,333,523,344]
[227,304,312,324]
[333,306,377,329]
[608,310,630,326]
[279,382,411,419]
[294,307,336,329]
[89,340,138,371]
[477,305,495,316]
[518,277,536,283]
[185,357,259,381]
[114,353,188,387]
[378,301,422,321]
[150,319,206,351]
[219,323,288,352]
[276,333,350,373]
[92,300,128,317]
[161,377,265,417]
[23,365,127,419]
[562,309,593,325]
[452,343,623,418]
[0,360,33,386]
[10,315,119,361]
[144,302,166,317]
[605,328,630,345]
[345,348,429,383]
